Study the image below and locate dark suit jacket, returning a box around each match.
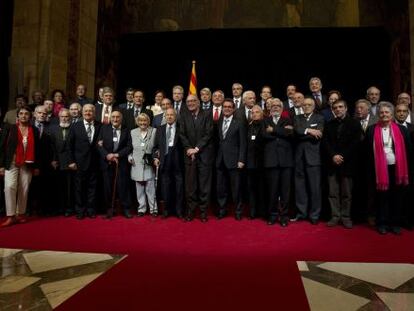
[68,120,102,171]
[262,116,294,168]
[308,93,327,111]
[294,113,324,166]
[153,123,184,172]
[118,102,134,110]
[246,121,264,169]
[95,104,119,124]
[234,106,249,125]
[97,124,132,171]
[322,115,362,176]
[216,116,247,169]
[0,124,40,170]
[179,109,213,165]
[49,124,72,170]
[123,107,154,130]
[283,98,294,110]
[152,113,164,128]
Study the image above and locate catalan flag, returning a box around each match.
[188,60,197,95]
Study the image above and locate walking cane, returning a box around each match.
[106,159,119,219]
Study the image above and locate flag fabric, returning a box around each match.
[188,60,197,95]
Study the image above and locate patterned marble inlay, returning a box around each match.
[298,261,414,311]
[0,248,126,310]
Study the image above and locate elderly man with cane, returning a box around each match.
[97,110,133,218]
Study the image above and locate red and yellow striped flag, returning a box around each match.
[188,60,197,95]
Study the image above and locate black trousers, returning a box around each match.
[102,163,131,213]
[247,168,265,218]
[216,163,242,215]
[75,169,97,215]
[267,167,292,221]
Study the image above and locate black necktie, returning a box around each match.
[166,125,172,154]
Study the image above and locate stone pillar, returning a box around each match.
[9,0,98,108]
[410,0,414,102]
[336,0,359,27]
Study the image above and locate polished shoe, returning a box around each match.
[76,213,85,220]
[280,219,289,227]
[327,217,339,227]
[185,215,194,222]
[124,211,133,219]
[161,211,169,219]
[200,216,208,223]
[151,212,158,217]
[235,214,242,221]
[137,212,145,217]
[104,209,113,219]
[391,226,401,235]
[342,219,353,229]
[267,218,276,225]
[216,212,227,220]
[16,215,27,224]
[0,216,15,227]
[290,215,305,222]
[377,226,388,235]
[64,211,73,217]
[176,213,184,219]
[310,219,319,225]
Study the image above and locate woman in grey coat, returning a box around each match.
[129,113,158,216]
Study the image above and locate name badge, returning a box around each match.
[251,135,256,140]
[310,123,317,127]
[140,142,145,147]
[113,137,118,142]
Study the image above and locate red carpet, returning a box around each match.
[1,216,414,310]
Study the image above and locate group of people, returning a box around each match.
[0,78,413,235]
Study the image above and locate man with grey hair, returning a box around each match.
[200,87,212,110]
[397,92,413,124]
[235,90,256,124]
[309,77,327,110]
[68,104,102,219]
[354,99,378,134]
[366,86,381,116]
[232,83,243,109]
[69,102,82,124]
[95,87,115,125]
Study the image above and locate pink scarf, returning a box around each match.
[373,122,409,190]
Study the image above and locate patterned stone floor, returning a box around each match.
[298,261,414,311]
[0,248,126,310]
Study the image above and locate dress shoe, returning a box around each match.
[76,213,85,220]
[185,215,194,222]
[137,212,145,217]
[88,213,96,219]
[310,219,319,225]
[124,211,133,219]
[290,215,305,222]
[0,216,15,228]
[342,219,353,229]
[200,216,208,223]
[216,211,227,220]
[64,211,72,217]
[377,226,388,235]
[267,218,276,225]
[151,212,158,217]
[16,215,27,224]
[235,214,242,221]
[327,217,339,227]
[280,219,289,227]
[161,211,169,219]
[391,226,401,235]
[176,213,184,219]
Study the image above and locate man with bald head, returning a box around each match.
[179,95,213,222]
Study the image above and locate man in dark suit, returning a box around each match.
[293,97,324,224]
[262,98,294,226]
[283,84,297,110]
[50,108,74,216]
[97,110,132,218]
[72,84,93,106]
[200,87,212,111]
[124,89,154,130]
[118,88,135,110]
[153,108,184,218]
[172,85,188,117]
[308,77,327,111]
[216,99,246,220]
[95,87,116,125]
[152,98,172,128]
[322,100,362,229]
[234,90,256,125]
[68,104,102,219]
[258,85,272,110]
[289,92,305,120]
[179,94,213,222]
[232,83,243,109]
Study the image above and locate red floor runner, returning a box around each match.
[1,216,413,311]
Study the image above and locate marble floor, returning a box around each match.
[298,261,414,311]
[0,248,126,310]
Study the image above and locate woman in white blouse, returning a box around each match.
[129,113,158,216]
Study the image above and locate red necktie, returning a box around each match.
[213,108,219,121]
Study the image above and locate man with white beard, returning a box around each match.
[50,109,75,216]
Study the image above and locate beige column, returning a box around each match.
[9,0,98,108]
[335,0,359,27]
